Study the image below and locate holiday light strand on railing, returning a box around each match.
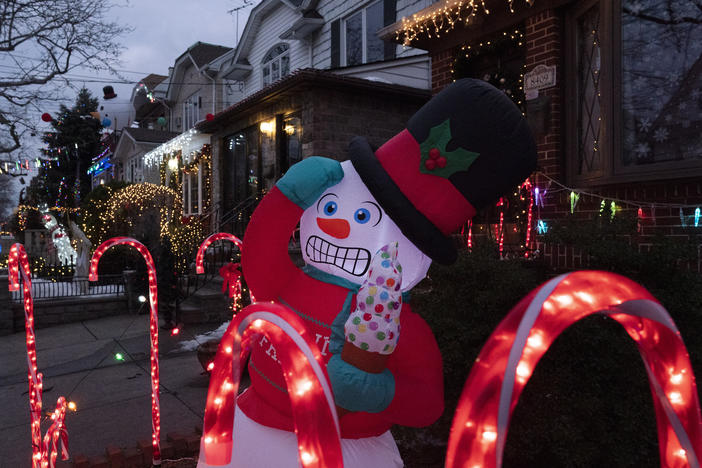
[89,237,162,465]
[395,0,535,46]
[445,271,702,467]
[8,244,70,468]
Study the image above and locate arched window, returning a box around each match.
[262,43,290,86]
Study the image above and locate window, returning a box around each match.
[183,93,200,129]
[126,156,142,183]
[182,167,201,216]
[262,44,290,87]
[567,0,702,184]
[342,1,385,66]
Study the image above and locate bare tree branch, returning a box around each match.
[623,6,702,25]
[0,0,130,155]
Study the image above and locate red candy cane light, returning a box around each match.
[446,271,702,468]
[8,243,70,468]
[196,232,255,303]
[89,237,162,465]
[200,302,342,467]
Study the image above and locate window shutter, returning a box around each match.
[383,0,397,60]
[331,19,341,68]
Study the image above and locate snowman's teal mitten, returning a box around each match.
[327,354,395,413]
[276,156,344,210]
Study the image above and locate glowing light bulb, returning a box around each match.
[204,436,213,444]
[670,373,683,385]
[67,401,77,411]
[207,362,215,371]
[481,430,497,442]
[516,362,531,379]
[295,378,313,396]
[300,450,317,464]
[138,295,147,303]
[669,391,683,404]
[527,332,545,349]
[170,327,180,336]
[115,353,124,361]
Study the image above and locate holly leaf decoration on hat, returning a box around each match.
[418,119,479,178]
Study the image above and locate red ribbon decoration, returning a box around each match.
[219,262,242,299]
[446,271,702,467]
[200,303,342,467]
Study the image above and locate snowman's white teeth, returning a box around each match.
[305,235,371,276]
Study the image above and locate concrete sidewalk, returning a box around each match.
[0,313,222,467]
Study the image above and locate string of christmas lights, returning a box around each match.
[395,0,535,46]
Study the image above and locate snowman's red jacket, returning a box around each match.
[240,186,445,438]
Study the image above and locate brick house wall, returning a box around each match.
[202,71,430,228]
[426,6,702,272]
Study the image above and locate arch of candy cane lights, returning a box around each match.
[446,270,702,468]
[88,237,162,465]
[8,243,69,468]
[200,302,342,467]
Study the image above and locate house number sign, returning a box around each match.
[524,64,556,100]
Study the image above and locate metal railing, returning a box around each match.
[176,240,240,301]
[218,194,261,238]
[10,274,126,302]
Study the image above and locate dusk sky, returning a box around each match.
[42,0,253,116]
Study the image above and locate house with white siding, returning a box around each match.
[219,0,435,94]
[143,0,437,231]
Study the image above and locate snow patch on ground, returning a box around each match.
[177,321,231,352]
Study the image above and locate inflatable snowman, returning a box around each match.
[201,79,537,467]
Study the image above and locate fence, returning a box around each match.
[10,274,126,302]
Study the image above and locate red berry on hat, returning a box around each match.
[375,304,384,313]
[363,313,372,321]
[425,159,436,170]
[437,156,447,168]
[429,148,441,160]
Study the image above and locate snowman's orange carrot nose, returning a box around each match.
[316,217,351,239]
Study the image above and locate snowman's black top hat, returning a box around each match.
[349,78,537,265]
[103,86,117,100]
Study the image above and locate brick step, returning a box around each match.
[69,431,201,467]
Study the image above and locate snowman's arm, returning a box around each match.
[243,157,344,301]
[242,186,303,301]
[383,307,444,427]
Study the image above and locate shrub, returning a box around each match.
[395,227,702,467]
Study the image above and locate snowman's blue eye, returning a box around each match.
[324,201,338,215]
[354,208,370,224]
